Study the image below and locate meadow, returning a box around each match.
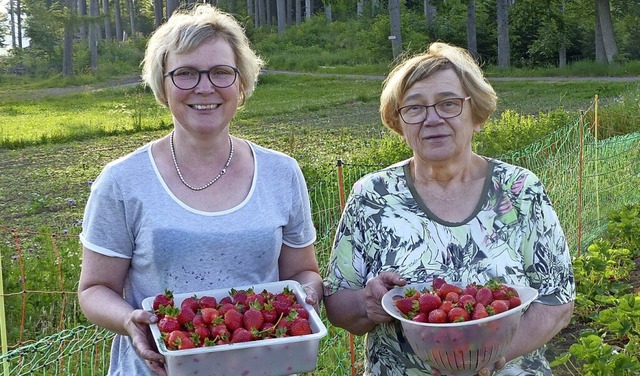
[0,72,639,375]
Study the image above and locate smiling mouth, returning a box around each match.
[190,104,219,110]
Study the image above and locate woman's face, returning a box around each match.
[400,68,480,164]
[164,38,240,136]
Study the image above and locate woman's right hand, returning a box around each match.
[363,272,407,324]
[125,309,167,376]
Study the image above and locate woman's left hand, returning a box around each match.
[126,308,167,376]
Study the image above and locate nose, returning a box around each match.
[193,72,216,93]
[422,105,443,125]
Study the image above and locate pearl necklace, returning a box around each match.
[169,131,234,191]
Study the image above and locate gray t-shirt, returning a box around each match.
[80,140,316,375]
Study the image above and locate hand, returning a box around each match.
[363,272,407,324]
[431,357,506,376]
[302,283,321,312]
[125,309,167,376]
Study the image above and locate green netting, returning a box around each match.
[1,107,638,374]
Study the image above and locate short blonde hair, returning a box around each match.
[380,42,497,135]
[141,4,264,107]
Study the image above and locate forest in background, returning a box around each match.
[0,0,638,79]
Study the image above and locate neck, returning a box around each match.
[411,154,485,187]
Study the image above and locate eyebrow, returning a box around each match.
[403,91,461,103]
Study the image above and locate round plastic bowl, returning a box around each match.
[381,282,538,376]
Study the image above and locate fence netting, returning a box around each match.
[1,103,638,375]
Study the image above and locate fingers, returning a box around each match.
[145,359,168,376]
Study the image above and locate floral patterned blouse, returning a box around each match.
[324,158,575,376]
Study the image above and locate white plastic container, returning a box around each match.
[381,282,538,376]
[141,280,327,376]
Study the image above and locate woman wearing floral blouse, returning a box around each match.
[323,42,575,376]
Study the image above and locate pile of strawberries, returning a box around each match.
[392,278,522,324]
[152,286,313,351]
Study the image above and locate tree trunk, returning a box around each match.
[276,0,286,33]
[559,45,566,68]
[16,0,22,48]
[247,0,254,20]
[424,0,435,32]
[154,0,163,28]
[78,0,87,39]
[388,0,402,59]
[325,3,331,22]
[89,0,100,70]
[286,0,292,25]
[9,0,16,49]
[114,0,123,41]
[257,0,267,27]
[103,0,112,39]
[63,0,76,76]
[357,1,362,17]
[595,0,618,63]
[127,0,136,37]
[305,0,312,20]
[295,0,301,25]
[167,0,179,19]
[466,0,477,58]
[496,0,510,68]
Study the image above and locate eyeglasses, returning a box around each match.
[164,65,239,90]
[397,97,471,124]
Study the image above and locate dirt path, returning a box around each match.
[8,71,640,100]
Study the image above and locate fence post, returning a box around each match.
[577,112,585,257]
[594,94,600,227]
[336,159,357,376]
[0,229,9,375]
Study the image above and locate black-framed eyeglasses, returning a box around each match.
[164,65,239,90]
[397,97,471,124]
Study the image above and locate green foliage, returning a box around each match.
[473,109,573,157]
[552,203,640,375]
[605,204,640,257]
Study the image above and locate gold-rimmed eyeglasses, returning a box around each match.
[397,97,471,124]
[164,65,239,90]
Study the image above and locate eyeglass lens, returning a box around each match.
[399,98,466,124]
[169,65,237,90]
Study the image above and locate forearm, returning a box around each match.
[324,289,377,336]
[505,301,574,361]
[79,285,134,336]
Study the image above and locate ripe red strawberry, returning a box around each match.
[463,283,480,297]
[177,336,195,350]
[412,312,428,323]
[243,306,265,331]
[475,286,494,306]
[201,307,220,325]
[439,300,454,314]
[209,323,230,342]
[448,306,470,322]
[224,307,244,331]
[273,300,293,316]
[165,330,189,350]
[158,306,181,334]
[219,296,233,305]
[262,302,279,323]
[394,296,417,316]
[218,302,237,316]
[274,287,297,306]
[490,299,510,314]
[181,295,200,312]
[291,303,309,320]
[230,288,249,306]
[177,306,196,327]
[199,295,218,309]
[289,318,312,336]
[428,308,448,323]
[417,293,441,314]
[260,322,276,337]
[472,303,489,320]
[152,289,174,312]
[436,283,463,299]
[508,295,522,308]
[191,313,206,328]
[492,288,509,301]
[230,327,253,343]
[193,326,210,345]
[444,291,460,303]
[432,277,447,290]
[459,294,477,311]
